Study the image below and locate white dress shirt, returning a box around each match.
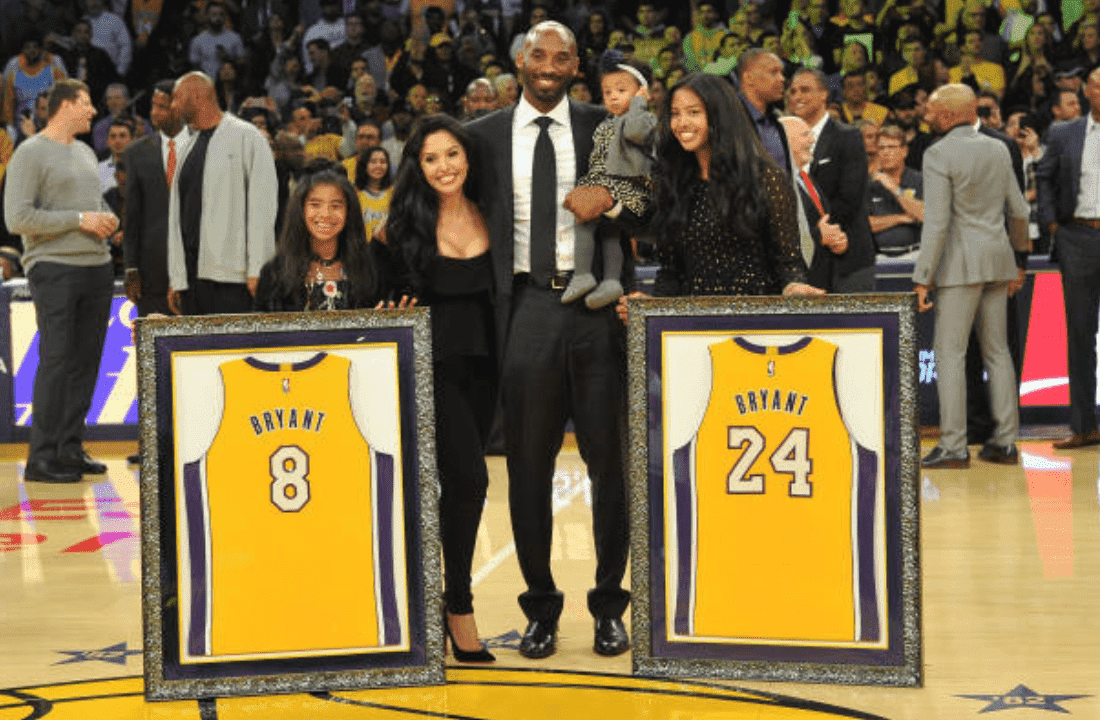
[1076,114,1100,219]
[511,95,577,274]
[807,111,829,157]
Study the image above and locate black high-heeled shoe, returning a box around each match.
[444,613,496,663]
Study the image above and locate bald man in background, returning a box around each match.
[913,84,1029,469]
[166,72,277,315]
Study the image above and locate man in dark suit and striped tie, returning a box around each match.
[122,80,190,464]
[123,79,190,317]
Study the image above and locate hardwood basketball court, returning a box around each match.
[1,436,1097,719]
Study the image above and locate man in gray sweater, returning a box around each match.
[3,79,119,483]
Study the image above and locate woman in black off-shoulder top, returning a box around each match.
[383,114,497,664]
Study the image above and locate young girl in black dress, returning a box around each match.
[253,169,384,311]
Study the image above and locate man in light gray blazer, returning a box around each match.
[166,72,277,315]
[913,84,1029,468]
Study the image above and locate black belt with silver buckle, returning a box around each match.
[878,243,921,257]
[514,271,574,291]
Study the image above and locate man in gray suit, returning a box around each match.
[913,84,1029,468]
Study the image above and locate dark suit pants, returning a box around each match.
[1056,224,1100,434]
[26,261,114,463]
[502,282,630,623]
[135,292,172,317]
[180,277,253,315]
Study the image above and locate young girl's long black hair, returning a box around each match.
[652,72,774,246]
[267,169,381,307]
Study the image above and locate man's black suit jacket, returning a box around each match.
[810,117,875,279]
[466,100,637,361]
[123,134,172,302]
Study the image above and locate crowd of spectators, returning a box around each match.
[0,0,1095,278]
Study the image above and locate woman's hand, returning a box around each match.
[782,282,826,297]
[375,295,419,310]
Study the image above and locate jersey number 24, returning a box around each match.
[726,426,813,497]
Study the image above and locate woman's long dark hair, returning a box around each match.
[385,113,481,296]
[355,145,393,192]
[270,169,380,307]
[653,72,773,246]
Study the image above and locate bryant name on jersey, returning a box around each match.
[733,389,810,416]
[248,407,327,436]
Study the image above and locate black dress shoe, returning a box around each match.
[58,450,107,475]
[24,459,82,483]
[921,446,970,469]
[594,617,629,656]
[518,619,557,659]
[1052,430,1100,450]
[127,454,141,465]
[978,442,1019,465]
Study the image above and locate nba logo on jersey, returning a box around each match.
[668,336,883,646]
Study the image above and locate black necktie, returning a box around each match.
[530,116,557,284]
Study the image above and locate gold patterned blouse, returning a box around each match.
[654,164,808,296]
[577,118,654,219]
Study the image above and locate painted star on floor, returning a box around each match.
[484,630,522,650]
[957,684,1089,713]
[54,642,142,666]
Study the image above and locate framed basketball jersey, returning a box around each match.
[137,310,445,700]
[626,295,922,687]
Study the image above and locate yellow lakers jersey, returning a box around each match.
[670,337,879,643]
[179,352,403,659]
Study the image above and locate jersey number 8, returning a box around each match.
[270,445,310,512]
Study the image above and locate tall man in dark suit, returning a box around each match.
[788,68,876,293]
[466,21,636,660]
[1037,66,1100,449]
[123,80,190,317]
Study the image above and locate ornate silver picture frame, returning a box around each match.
[627,294,922,687]
[137,309,444,700]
